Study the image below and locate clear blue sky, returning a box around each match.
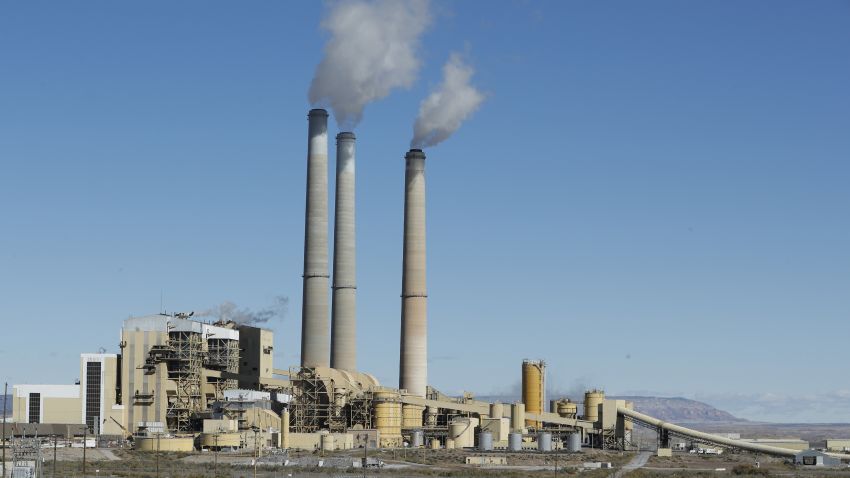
[2,1,848,422]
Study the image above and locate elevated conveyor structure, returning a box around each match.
[618,407,846,460]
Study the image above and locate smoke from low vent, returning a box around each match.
[309,0,431,129]
[411,53,484,149]
[198,296,289,326]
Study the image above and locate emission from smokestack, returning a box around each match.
[399,148,428,397]
[330,132,357,371]
[301,109,330,368]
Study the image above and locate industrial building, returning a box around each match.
[5,108,848,468]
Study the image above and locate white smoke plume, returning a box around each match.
[197,296,289,326]
[309,0,431,129]
[411,53,484,149]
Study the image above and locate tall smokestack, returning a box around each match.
[301,109,330,368]
[399,148,428,397]
[330,132,357,371]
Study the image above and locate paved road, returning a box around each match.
[611,451,651,478]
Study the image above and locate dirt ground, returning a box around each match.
[13,446,850,477]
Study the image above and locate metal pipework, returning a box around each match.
[399,149,428,397]
[301,108,330,368]
[330,132,357,371]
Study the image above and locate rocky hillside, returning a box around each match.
[614,396,744,423]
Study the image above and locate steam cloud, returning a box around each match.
[411,53,484,149]
[198,296,289,326]
[309,0,431,129]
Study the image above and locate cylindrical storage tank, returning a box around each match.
[445,438,455,450]
[478,431,493,451]
[556,400,578,419]
[510,402,525,432]
[537,432,552,452]
[567,432,581,452]
[449,419,473,448]
[521,360,545,428]
[402,403,424,429]
[410,430,423,448]
[281,409,290,449]
[321,433,335,452]
[134,436,195,452]
[549,399,558,413]
[508,432,522,451]
[489,402,504,419]
[583,390,605,424]
[373,388,402,447]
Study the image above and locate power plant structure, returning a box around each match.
[8,108,850,464]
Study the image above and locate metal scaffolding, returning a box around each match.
[206,338,239,399]
[143,331,206,432]
[290,368,332,433]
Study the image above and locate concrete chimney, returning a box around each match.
[399,148,428,397]
[301,108,330,368]
[330,132,357,371]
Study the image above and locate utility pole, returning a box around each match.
[53,435,57,478]
[214,431,219,478]
[2,382,6,478]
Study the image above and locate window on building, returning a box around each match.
[802,456,817,466]
[28,393,40,423]
[86,361,102,433]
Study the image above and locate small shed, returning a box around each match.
[794,450,841,467]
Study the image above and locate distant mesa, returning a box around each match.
[613,396,745,423]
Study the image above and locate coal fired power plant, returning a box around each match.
[9,107,845,465]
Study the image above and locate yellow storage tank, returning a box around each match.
[511,402,525,432]
[556,399,578,418]
[199,432,242,449]
[522,360,545,428]
[489,402,504,419]
[449,418,475,448]
[402,403,424,429]
[134,436,195,452]
[373,388,402,448]
[584,390,605,424]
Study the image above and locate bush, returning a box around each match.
[732,464,769,475]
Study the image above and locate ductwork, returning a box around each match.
[399,149,428,397]
[301,109,330,368]
[331,132,357,371]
